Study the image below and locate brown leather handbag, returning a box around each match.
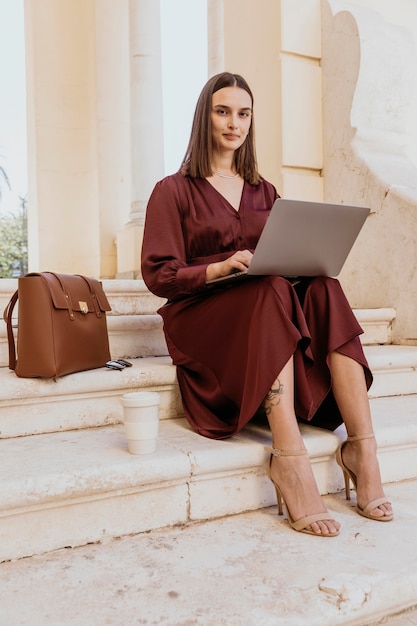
[3,272,111,378]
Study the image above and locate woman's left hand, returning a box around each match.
[205,250,253,282]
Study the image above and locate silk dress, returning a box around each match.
[141,173,372,439]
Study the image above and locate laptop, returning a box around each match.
[206,198,370,286]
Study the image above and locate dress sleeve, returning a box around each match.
[141,176,208,300]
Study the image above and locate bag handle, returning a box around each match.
[3,290,19,371]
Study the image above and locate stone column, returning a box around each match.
[94,0,131,278]
[208,0,224,76]
[116,0,164,278]
[24,0,101,276]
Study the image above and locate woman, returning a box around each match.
[141,72,393,536]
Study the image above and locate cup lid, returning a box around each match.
[121,391,160,406]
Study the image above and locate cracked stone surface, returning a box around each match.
[1,479,417,626]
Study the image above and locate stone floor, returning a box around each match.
[1,479,417,626]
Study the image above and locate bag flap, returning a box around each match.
[24,272,111,314]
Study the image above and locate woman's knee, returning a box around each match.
[307,276,342,297]
[264,275,297,291]
[311,275,339,287]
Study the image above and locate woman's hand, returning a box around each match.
[206,250,253,282]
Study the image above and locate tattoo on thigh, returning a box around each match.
[264,379,284,415]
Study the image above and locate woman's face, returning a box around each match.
[210,86,252,153]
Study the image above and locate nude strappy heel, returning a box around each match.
[264,446,340,537]
[336,433,393,522]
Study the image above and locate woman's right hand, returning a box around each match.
[205,250,253,282]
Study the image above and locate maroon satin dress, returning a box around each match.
[141,173,372,439]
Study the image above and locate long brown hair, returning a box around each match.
[180,72,261,186]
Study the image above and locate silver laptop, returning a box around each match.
[206,198,370,286]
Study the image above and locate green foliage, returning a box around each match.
[0,197,28,277]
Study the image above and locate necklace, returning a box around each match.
[214,171,239,179]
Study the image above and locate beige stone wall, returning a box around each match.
[222,0,283,190]
[18,0,417,341]
[343,0,417,168]
[222,0,323,202]
[321,1,417,342]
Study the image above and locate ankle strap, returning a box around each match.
[346,433,375,442]
[264,446,307,457]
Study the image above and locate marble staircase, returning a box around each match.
[0,279,416,564]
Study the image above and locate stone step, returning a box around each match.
[0,277,397,366]
[0,356,182,439]
[106,314,168,359]
[1,344,416,440]
[104,306,396,360]
[354,306,396,345]
[1,393,416,563]
[366,344,417,397]
[0,279,394,335]
[1,479,416,626]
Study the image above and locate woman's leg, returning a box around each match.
[330,351,393,518]
[265,357,341,535]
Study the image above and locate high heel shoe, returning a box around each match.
[264,446,340,537]
[336,433,393,522]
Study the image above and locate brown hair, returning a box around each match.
[180,72,261,186]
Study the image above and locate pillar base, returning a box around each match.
[116,220,144,278]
